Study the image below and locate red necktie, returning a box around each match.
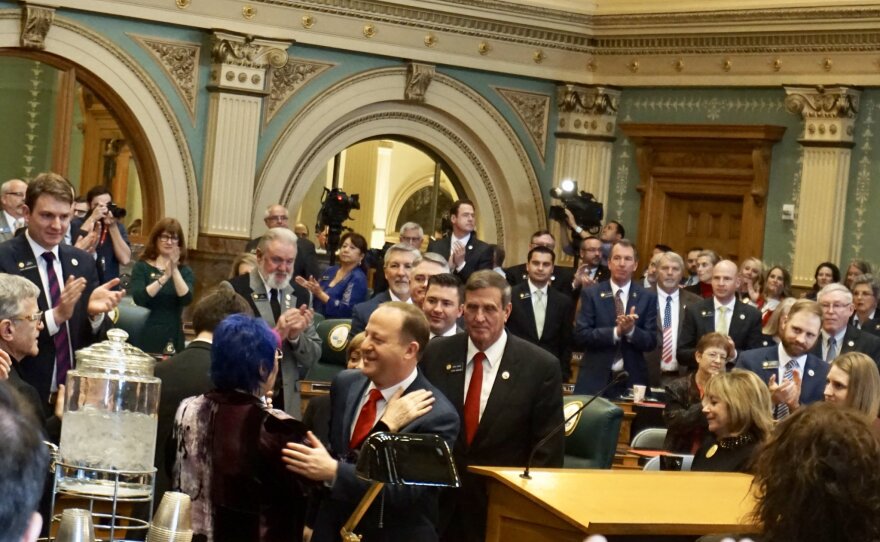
[349,388,383,450]
[464,352,486,445]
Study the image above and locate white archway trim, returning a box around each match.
[0,11,198,241]
[258,66,545,259]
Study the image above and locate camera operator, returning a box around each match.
[72,186,131,288]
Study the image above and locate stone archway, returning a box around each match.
[0,10,198,241]
[258,66,545,262]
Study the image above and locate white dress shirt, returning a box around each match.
[464,331,508,421]
[350,366,419,441]
[657,288,681,372]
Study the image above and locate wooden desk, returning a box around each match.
[472,467,758,541]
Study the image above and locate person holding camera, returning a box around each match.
[73,185,131,288]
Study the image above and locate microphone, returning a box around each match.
[520,370,629,479]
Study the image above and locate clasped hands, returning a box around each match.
[769,370,802,410]
[281,388,435,482]
[616,306,639,336]
[275,304,314,341]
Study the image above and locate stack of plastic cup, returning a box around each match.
[146,491,193,542]
[54,508,96,542]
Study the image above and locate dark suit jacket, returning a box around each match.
[808,326,880,366]
[246,235,320,280]
[644,287,703,387]
[736,346,829,406]
[506,283,574,378]
[8,360,61,442]
[311,369,459,542]
[154,339,213,502]
[505,263,576,296]
[854,316,880,338]
[573,281,658,394]
[677,297,763,369]
[0,235,105,404]
[226,271,320,418]
[427,233,492,282]
[421,333,564,542]
[350,291,392,336]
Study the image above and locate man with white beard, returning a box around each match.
[226,227,320,417]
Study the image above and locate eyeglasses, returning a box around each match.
[4,191,24,198]
[701,351,728,361]
[267,215,288,223]
[401,236,422,244]
[12,310,43,323]
[820,302,851,312]
[158,234,179,243]
[853,291,876,298]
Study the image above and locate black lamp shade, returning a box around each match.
[355,433,460,488]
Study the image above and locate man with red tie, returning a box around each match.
[282,301,459,542]
[421,270,564,542]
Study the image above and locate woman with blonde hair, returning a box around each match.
[760,296,796,344]
[691,369,773,473]
[229,252,258,279]
[824,352,880,429]
[737,257,764,303]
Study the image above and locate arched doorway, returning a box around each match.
[257,66,546,264]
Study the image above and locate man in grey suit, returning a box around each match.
[0,179,28,242]
[226,227,320,418]
[645,251,702,387]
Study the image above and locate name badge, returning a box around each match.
[519,292,531,300]
[149,272,162,280]
[761,360,780,370]
[445,362,464,374]
[18,260,37,272]
[252,293,268,301]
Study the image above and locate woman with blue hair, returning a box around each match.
[171,314,311,542]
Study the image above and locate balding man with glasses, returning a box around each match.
[810,283,880,367]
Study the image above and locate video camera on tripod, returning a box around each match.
[316,187,360,265]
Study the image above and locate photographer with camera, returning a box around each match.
[72,186,131,288]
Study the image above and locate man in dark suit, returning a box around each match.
[504,230,575,296]
[677,259,764,369]
[0,178,28,243]
[811,283,880,365]
[246,204,320,280]
[154,285,253,502]
[421,270,564,542]
[0,173,123,406]
[427,199,492,283]
[737,299,827,417]
[507,246,574,379]
[644,251,702,387]
[350,244,420,335]
[573,239,658,396]
[422,273,463,339]
[283,302,459,542]
[572,235,610,293]
[226,227,321,418]
[372,221,426,296]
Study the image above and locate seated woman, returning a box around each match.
[751,403,880,542]
[297,232,368,318]
[171,314,311,542]
[803,261,839,301]
[824,352,880,431]
[760,297,796,347]
[737,257,764,304]
[756,266,791,326]
[691,369,773,473]
[130,218,194,354]
[663,332,732,454]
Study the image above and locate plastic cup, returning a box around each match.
[54,508,96,542]
[151,491,192,531]
[632,384,647,403]
[146,524,194,542]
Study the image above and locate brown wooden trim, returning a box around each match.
[50,66,76,176]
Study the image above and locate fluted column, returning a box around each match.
[784,85,860,287]
[200,31,289,238]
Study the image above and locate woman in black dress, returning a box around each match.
[691,369,773,473]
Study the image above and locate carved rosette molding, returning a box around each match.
[264,58,335,124]
[494,87,549,161]
[556,84,620,140]
[20,3,53,49]
[404,62,434,103]
[209,31,290,94]
[130,35,200,122]
[784,85,860,146]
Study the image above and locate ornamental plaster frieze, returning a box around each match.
[405,62,434,103]
[210,31,290,94]
[494,87,550,161]
[264,57,335,124]
[130,35,201,123]
[20,3,53,49]
[784,85,860,146]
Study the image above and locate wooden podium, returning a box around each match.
[472,467,758,541]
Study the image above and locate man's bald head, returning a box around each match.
[712,259,740,304]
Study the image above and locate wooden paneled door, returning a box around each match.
[620,124,786,268]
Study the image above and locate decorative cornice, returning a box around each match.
[19,3,53,49]
[264,56,335,124]
[590,6,880,29]
[784,85,860,146]
[404,62,434,103]
[495,87,549,161]
[130,34,200,123]
[558,84,619,115]
[211,31,289,69]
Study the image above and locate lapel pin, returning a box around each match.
[739,313,745,320]
[71,258,78,266]
[519,292,528,299]
[501,371,510,380]
[848,340,855,347]
[17,262,23,269]
[446,363,452,371]
[808,369,815,377]
[467,245,473,250]
[285,293,291,301]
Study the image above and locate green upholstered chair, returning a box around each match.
[110,297,151,352]
[562,394,623,469]
[305,318,352,382]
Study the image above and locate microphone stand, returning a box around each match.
[520,371,629,479]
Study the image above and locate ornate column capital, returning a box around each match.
[19,3,55,50]
[404,62,435,102]
[784,85,861,146]
[556,84,621,140]
[209,31,291,94]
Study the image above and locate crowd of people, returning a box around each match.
[1,171,880,542]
